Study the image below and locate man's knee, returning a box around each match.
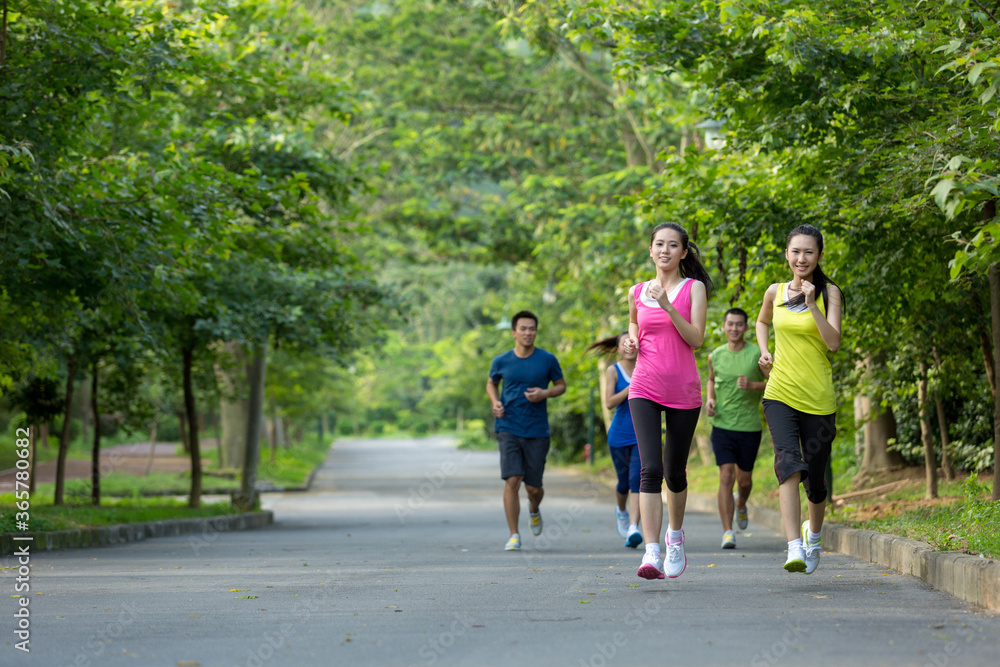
[524,483,543,497]
[505,476,523,490]
[736,470,753,488]
[719,464,736,486]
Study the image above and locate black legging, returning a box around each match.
[629,397,701,494]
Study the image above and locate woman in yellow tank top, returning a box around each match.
[755,225,843,575]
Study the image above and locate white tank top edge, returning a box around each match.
[639,278,691,308]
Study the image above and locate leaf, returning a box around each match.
[930,179,955,210]
[580,600,592,603]
[968,61,998,85]
[235,595,258,599]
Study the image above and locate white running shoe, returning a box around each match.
[615,508,630,538]
[721,529,736,549]
[665,530,687,578]
[784,544,806,573]
[504,534,521,551]
[801,520,822,575]
[637,551,665,580]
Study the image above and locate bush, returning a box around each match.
[457,419,495,450]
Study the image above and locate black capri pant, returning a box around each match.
[629,397,701,494]
[763,398,836,504]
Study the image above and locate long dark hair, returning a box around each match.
[650,223,714,297]
[587,332,627,356]
[779,224,843,309]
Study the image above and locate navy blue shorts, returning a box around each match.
[610,444,641,495]
[711,427,762,472]
[497,432,550,488]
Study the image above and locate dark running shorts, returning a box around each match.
[710,427,762,472]
[497,432,550,488]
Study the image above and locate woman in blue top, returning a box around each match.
[589,333,643,548]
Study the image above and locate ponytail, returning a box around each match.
[587,333,627,356]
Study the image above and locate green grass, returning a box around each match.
[0,495,236,532]
[0,433,332,533]
[832,475,999,559]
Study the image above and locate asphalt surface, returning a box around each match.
[3,435,999,666]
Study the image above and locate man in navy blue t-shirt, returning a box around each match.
[486,310,566,551]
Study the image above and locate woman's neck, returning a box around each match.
[655,267,682,287]
[789,273,814,289]
[618,357,636,374]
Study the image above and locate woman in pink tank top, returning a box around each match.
[621,223,712,581]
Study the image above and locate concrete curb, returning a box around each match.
[682,492,1000,613]
[0,511,273,557]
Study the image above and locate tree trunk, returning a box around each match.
[853,395,864,462]
[183,344,202,509]
[145,419,158,477]
[40,422,49,449]
[54,354,75,506]
[268,417,277,464]
[236,343,267,512]
[694,433,714,467]
[918,362,938,500]
[990,261,1000,502]
[858,397,904,474]
[214,341,249,470]
[932,348,955,482]
[79,377,89,448]
[90,362,101,507]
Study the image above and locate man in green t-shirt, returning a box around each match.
[706,308,767,550]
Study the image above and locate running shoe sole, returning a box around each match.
[783,558,806,573]
[637,564,665,580]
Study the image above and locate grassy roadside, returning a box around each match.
[0,495,236,532]
[0,433,332,531]
[568,443,999,559]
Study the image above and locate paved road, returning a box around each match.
[4,436,999,666]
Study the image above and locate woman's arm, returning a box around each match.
[605,365,629,409]
[805,283,842,352]
[756,284,776,376]
[623,285,640,354]
[655,280,707,349]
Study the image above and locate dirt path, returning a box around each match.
[0,441,213,493]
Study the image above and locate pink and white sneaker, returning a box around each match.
[665,530,686,578]
[637,551,665,580]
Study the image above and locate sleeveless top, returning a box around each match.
[607,363,637,447]
[763,283,836,414]
[629,279,702,409]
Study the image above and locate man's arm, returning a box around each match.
[486,379,504,417]
[705,355,717,416]
[524,378,565,403]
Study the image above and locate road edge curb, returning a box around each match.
[681,492,1000,613]
[0,510,273,556]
